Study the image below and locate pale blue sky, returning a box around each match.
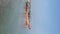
[31,0,60,34]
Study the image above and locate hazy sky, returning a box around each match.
[31,0,60,34]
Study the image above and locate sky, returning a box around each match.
[31,0,60,34]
